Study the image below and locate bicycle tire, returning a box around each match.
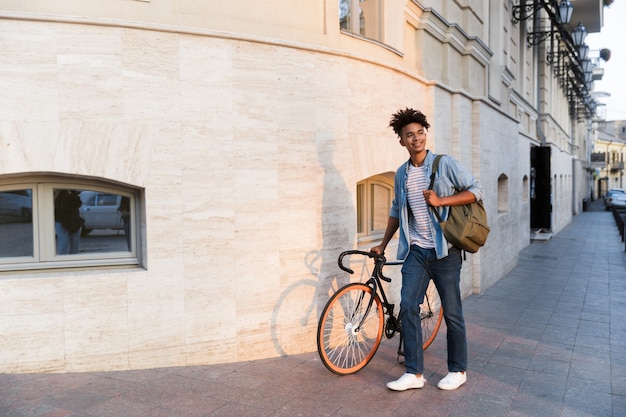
[317,283,384,375]
[421,279,443,349]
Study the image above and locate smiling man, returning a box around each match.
[370,108,484,391]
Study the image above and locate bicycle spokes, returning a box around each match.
[420,280,443,350]
[317,250,444,375]
[317,283,384,374]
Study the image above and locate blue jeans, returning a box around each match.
[55,222,81,254]
[400,244,466,374]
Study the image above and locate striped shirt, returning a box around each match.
[407,164,434,248]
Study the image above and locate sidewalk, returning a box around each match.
[2,200,625,417]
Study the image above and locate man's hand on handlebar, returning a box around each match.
[370,245,384,256]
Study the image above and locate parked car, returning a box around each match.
[0,190,32,222]
[79,191,123,235]
[604,188,626,210]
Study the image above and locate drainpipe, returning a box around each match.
[619,144,626,188]
[533,10,551,228]
[570,121,577,215]
[535,32,546,147]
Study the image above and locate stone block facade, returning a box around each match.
[0,0,592,373]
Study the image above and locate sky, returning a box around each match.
[586,0,626,121]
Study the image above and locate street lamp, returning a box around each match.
[556,0,573,24]
[512,0,573,24]
[572,23,587,47]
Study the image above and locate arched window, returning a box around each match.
[522,174,529,202]
[0,175,142,272]
[498,174,509,213]
[357,173,394,242]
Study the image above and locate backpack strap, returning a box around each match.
[428,154,444,190]
[429,155,445,223]
[428,153,471,260]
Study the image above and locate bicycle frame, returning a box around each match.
[338,250,399,336]
[317,249,443,375]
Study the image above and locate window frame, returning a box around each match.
[0,176,142,272]
[339,0,383,42]
[357,174,394,244]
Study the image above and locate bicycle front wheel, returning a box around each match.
[317,283,384,375]
[421,279,443,349]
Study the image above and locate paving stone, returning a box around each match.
[2,202,625,417]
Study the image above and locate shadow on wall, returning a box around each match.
[270,132,357,356]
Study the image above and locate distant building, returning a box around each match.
[593,121,626,197]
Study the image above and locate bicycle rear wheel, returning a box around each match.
[421,279,443,349]
[317,283,384,375]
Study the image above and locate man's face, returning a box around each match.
[399,122,427,154]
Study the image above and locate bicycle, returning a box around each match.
[316,250,443,375]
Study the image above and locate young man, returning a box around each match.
[370,108,484,391]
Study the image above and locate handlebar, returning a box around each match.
[338,250,401,283]
[338,250,385,274]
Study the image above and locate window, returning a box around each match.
[339,0,382,41]
[497,174,509,213]
[357,174,393,241]
[0,176,141,272]
[522,175,529,202]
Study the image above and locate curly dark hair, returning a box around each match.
[389,108,430,137]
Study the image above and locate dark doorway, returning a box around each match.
[597,177,609,199]
[530,146,551,230]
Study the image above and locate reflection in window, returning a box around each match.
[340,0,362,34]
[0,189,33,258]
[1,180,138,271]
[76,190,131,254]
[53,189,131,255]
[54,190,84,255]
[339,0,382,41]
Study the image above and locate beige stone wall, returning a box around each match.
[0,15,427,373]
[0,0,576,373]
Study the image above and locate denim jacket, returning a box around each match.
[389,151,484,260]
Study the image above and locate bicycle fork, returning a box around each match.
[351,281,379,333]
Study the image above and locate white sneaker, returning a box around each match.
[386,373,426,391]
[437,372,466,390]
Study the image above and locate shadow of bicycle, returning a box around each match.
[270,249,383,356]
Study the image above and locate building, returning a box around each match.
[593,120,626,197]
[0,0,604,373]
